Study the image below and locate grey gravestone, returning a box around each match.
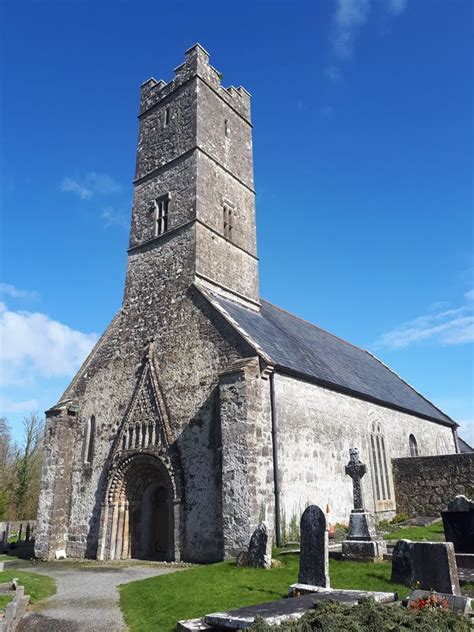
[25,523,31,542]
[391,539,415,585]
[248,522,272,569]
[447,495,474,512]
[341,448,386,561]
[413,542,461,595]
[442,495,474,554]
[408,590,471,615]
[298,505,329,587]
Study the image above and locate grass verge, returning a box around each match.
[119,553,410,632]
[0,570,56,605]
[383,522,445,542]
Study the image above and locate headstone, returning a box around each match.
[391,539,415,585]
[54,549,67,560]
[442,495,474,554]
[298,505,329,587]
[341,448,386,561]
[25,523,31,542]
[447,495,474,512]
[0,562,4,571]
[412,542,461,596]
[18,524,23,542]
[247,522,272,569]
[408,590,471,615]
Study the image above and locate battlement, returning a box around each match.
[139,44,251,122]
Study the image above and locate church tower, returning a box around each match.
[125,44,259,307]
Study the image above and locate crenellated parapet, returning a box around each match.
[139,43,251,122]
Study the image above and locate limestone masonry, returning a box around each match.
[35,45,459,563]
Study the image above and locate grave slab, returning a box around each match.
[408,590,472,615]
[288,584,397,603]
[298,505,329,587]
[177,617,214,631]
[413,542,461,596]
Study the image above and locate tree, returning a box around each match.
[14,412,44,520]
[0,417,14,520]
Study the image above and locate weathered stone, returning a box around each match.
[298,505,329,588]
[442,509,474,554]
[235,551,249,567]
[392,454,474,517]
[412,542,461,595]
[247,522,272,569]
[342,448,386,561]
[408,590,472,615]
[391,539,415,585]
[288,584,397,603]
[447,495,474,512]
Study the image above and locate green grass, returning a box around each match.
[0,593,13,610]
[383,522,445,542]
[119,553,410,632]
[0,554,17,561]
[0,570,56,605]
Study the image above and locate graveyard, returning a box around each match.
[1,449,473,630]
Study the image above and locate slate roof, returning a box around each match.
[459,437,473,453]
[204,289,455,426]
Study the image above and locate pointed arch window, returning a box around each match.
[409,434,419,457]
[84,415,96,465]
[368,421,394,511]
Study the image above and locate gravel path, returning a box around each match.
[7,559,183,631]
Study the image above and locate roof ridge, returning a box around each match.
[261,298,368,354]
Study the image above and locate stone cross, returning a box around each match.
[298,505,330,587]
[345,448,366,512]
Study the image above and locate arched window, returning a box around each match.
[84,415,96,465]
[368,421,393,509]
[437,434,450,455]
[409,434,418,457]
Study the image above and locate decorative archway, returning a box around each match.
[98,452,183,561]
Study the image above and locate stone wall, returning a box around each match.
[273,373,456,529]
[392,453,474,516]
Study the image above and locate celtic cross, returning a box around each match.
[345,448,366,512]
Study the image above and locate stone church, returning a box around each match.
[35,45,459,563]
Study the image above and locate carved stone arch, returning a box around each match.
[98,350,184,561]
[98,451,183,562]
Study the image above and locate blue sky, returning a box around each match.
[1,0,473,445]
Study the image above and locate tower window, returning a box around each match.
[154,195,169,236]
[223,203,233,241]
[409,434,419,457]
[224,119,229,136]
[164,107,170,127]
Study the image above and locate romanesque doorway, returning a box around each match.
[100,453,181,561]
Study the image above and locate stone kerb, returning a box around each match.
[0,583,30,632]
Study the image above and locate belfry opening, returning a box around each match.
[103,454,177,561]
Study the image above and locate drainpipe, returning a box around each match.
[452,427,460,454]
[270,371,281,547]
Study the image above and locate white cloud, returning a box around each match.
[331,0,371,61]
[375,292,474,349]
[102,206,129,230]
[457,420,474,448]
[0,302,98,386]
[0,283,38,300]
[465,289,474,301]
[326,0,409,81]
[388,0,407,15]
[60,172,122,200]
[0,397,39,414]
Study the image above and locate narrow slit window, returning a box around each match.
[164,107,170,127]
[154,195,169,236]
[223,204,233,241]
[224,119,229,136]
[84,415,96,465]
